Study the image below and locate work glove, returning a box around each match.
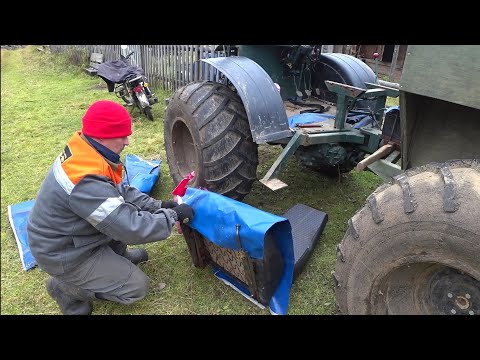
[172,204,195,224]
[161,200,178,209]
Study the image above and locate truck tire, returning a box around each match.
[164,81,258,200]
[334,160,480,314]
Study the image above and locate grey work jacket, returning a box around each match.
[27,133,177,276]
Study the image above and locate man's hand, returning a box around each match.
[172,204,195,224]
[161,200,178,209]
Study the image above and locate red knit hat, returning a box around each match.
[82,100,132,138]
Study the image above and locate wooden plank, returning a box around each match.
[178,45,182,86]
[163,45,167,90]
[209,45,214,81]
[158,45,163,90]
[187,45,190,84]
[187,45,192,84]
[199,45,204,81]
[171,45,175,91]
[141,45,147,82]
[174,45,178,90]
[378,45,385,59]
[190,45,195,83]
[172,45,175,90]
[152,45,157,88]
[182,45,185,85]
[167,45,170,89]
[400,45,480,110]
[178,45,181,86]
[181,44,185,86]
[147,46,152,86]
[153,45,157,88]
[181,44,186,86]
[214,47,219,82]
[185,45,189,84]
[189,45,196,82]
[166,45,170,91]
[202,45,207,81]
[388,45,400,81]
[180,44,184,86]
[185,44,189,85]
[158,45,165,90]
[193,45,197,81]
[178,45,182,88]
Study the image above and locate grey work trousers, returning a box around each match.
[55,241,150,305]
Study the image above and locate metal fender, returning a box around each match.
[136,91,150,108]
[202,56,292,144]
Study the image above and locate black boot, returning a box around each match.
[109,241,148,265]
[124,248,148,265]
[46,277,93,315]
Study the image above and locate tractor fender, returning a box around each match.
[312,53,377,109]
[202,56,293,144]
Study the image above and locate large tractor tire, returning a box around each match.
[164,81,258,200]
[334,160,480,314]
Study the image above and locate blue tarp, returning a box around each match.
[122,154,161,194]
[288,112,376,129]
[7,200,37,271]
[181,187,295,315]
[386,105,400,113]
[288,112,335,128]
[8,154,161,271]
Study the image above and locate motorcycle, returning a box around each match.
[96,49,158,121]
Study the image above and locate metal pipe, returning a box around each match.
[377,79,400,89]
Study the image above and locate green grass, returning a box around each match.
[1,46,383,315]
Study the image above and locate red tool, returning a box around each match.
[172,171,195,197]
[171,171,195,234]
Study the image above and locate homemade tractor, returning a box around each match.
[164,45,480,314]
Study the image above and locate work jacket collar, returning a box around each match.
[80,133,121,172]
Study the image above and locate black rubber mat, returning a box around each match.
[283,204,328,281]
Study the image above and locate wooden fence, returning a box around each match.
[49,45,226,92]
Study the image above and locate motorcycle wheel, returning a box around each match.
[144,106,154,121]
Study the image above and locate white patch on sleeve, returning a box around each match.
[52,157,75,195]
[86,196,125,227]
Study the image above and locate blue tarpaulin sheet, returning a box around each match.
[386,105,400,113]
[288,112,376,129]
[7,200,37,271]
[288,112,335,128]
[8,154,161,271]
[181,187,295,315]
[122,154,161,194]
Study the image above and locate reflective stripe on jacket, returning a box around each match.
[27,131,176,275]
